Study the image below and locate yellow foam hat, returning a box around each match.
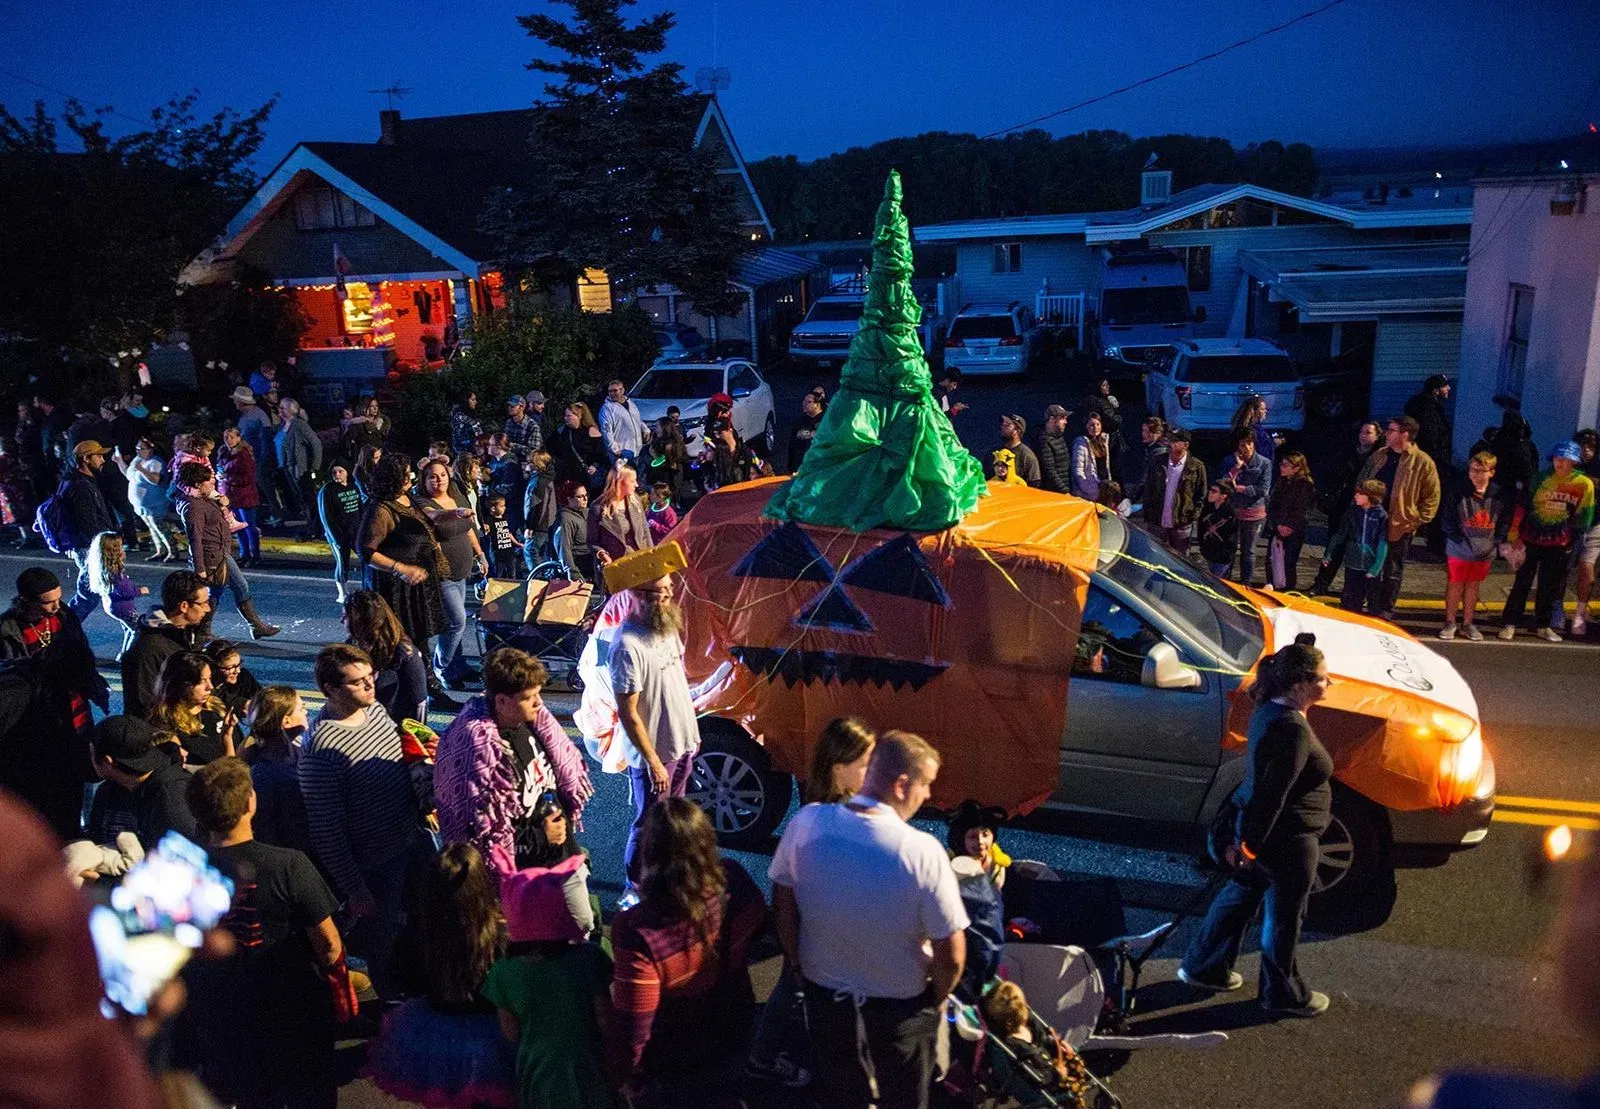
[603,540,688,595]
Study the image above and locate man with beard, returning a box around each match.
[609,571,700,894]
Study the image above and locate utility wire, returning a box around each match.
[0,65,163,130]
[981,0,1352,139]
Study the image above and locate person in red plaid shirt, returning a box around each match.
[0,567,108,838]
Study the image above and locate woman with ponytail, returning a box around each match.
[1177,633,1335,1018]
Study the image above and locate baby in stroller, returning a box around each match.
[980,981,1100,1109]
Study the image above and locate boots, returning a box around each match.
[239,599,281,639]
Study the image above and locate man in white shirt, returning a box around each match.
[770,731,968,1109]
[609,573,700,886]
[598,379,650,464]
[1142,427,1207,553]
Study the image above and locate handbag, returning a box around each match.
[1269,536,1288,590]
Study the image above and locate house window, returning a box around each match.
[294,187,376,231]
[340,281,375,334]
[577,268,612,314]
[992,243,1022,274]
[1498,284,1534,404]
[1175,245,1212,292]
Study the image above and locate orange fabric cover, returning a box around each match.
[679,479,1099,814]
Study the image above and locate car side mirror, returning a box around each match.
[1142,641,1202,690]
[1194,305,1208,324]
[731,388,752,399]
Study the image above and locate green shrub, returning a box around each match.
[390,301,657,455]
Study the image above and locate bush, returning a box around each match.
[389,301,657,455]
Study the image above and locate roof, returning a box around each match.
[1236,242,1469,321]
[913,182,1473,244]
[732,247,828,288]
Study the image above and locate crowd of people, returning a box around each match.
[959,371,1599,642]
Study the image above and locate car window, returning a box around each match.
[1176,355,1297,384]
[729,365,760,395]
[949,315,1016,341]
[632,368,723,399]
[807,301,865,323]
[1074,585,1163,684]
[1101,286,1191,326]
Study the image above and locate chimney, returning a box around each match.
[1140,170,1173,207]
[379,109,402,146]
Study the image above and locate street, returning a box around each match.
[12,486,1595,1109]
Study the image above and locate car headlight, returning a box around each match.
[681,416,705,431]
[1102,346,1120,359]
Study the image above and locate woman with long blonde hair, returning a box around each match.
[587,461,651,573]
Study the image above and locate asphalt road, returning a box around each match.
[13,422,1595,1109]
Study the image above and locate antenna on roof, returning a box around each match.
[695,67,731,95]
[367,83,413,110]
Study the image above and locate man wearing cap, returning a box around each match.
[88,715,197,849]
[609,568,699,892]
[232,385,278,518]
[1405,374,1453,466]
[1144,429,1208,553]
[600,379,651,466]
[1036,405,1073,494]
[995,414,1041,488]
[0,567,108,837]
[57,439,116,619]
[504,393,545,460]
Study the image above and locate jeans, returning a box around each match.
[434,577,470,679]
[233,505,260,560]
[346,845,421,998]
[749,961,807,1067]
[1375,531,1413,616]
[136,509,177,557]
[1182,831,1320,1010]
[1502,544,1571,629]
[1234,517,1265,585]
[275,469,308,521]
[67,549,98,620]
[802,981,939,1109]
[624,754,695,884]
[524,529,551,572]
[1340,573,1381,614]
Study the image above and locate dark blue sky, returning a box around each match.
[3,0,1596,173]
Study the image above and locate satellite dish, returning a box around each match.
[695,67,732,93]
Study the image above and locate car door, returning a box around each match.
[727,363,764,441]
[1054,581,1224,823]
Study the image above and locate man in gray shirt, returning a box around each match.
[610,572,700,886]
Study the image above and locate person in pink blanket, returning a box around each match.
[434,646,593,885]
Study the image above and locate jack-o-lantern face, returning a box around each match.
[728,522,952,690]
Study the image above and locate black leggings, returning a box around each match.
[1501,544,1570,628]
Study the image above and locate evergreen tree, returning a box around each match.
[485,0,746,314]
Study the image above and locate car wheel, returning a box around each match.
[1311,788,1389,899]
[688,721,794,849]
[762,412,777,458]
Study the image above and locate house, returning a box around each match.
[913,172,1472,416]
[181,98,827,406]
[1455,173,1600,462]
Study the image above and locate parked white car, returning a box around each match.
[1144,338,1304,432]
[942,301,1039,376]
[629,359,777,456]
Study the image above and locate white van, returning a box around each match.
[1145,338,1305,433]
[1094,249,1204,377]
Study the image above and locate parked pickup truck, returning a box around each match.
[788,290,946,369]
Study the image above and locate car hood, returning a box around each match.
[791,319,861,338]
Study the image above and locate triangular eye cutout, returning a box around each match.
[732,522,836,583]
[841,533,952,607]
[794,585,875,634]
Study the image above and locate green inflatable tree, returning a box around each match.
[764,171,987,531]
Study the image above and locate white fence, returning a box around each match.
[1036,292,1086,349]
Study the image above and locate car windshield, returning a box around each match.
[632,368,722,399]
[1095,514,1265,670]
[1101,286,1192,326]
[949,315,1016,340]
[807,301,865,323]
[1178,355,1298,384]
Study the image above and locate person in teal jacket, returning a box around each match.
[1321,479,1389,614]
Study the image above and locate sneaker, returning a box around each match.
[1538,627,1563,643]
[1463,624,1484,642]
[1437,622,1457,641]
[746,1053,812,1088]
[1497,626,1517,641]
[1177,966,1244,993]
[1574,614,1589,637]
[1264,991,1330,1018]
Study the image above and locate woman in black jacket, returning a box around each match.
[1178,634,1333,1017]
[1309,421,1381,596]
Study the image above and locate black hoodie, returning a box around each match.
[120,608,199,719]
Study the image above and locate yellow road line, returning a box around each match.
[1496,795,1600,816]
[1491,810,1600,831]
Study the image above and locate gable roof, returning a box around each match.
[182,95,771,283]
[913,182,1473,244]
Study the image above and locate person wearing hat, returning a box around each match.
[0,567,109,838]
[599,379,651,466]
[231,384,278,521]
[1036,404,1073,494]
[1498,440,1596,642]
[1144,428,1209,553]
[55,440,117,620]
[504,392,545,460]
[88,714,198,849]
[996,413,1041,488]
[1404,374,1453,468]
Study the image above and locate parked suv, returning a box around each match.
[1144,338,1304,433]
[942,302,1038,376]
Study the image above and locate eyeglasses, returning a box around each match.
[186,595,212,609]
[216,662,242,674]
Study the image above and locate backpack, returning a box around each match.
[33,482,73,554]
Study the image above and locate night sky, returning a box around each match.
[3,0,1597,172]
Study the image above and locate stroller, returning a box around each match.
[941,859,1227,1109]
[474,573,595,689]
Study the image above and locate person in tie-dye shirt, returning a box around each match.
[1498,441,1596,642]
